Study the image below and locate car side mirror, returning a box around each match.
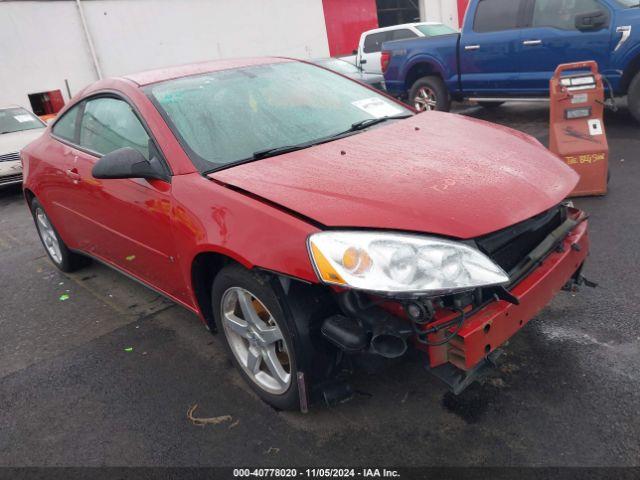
[575,11,607,31]
[92,147,167,181]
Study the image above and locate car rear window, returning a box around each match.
[474,0,522,33]
[363,31,392,53]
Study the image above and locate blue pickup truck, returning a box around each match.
[382,0,640,121]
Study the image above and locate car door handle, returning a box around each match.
[465,45,480,51]
[66,168,81,181]
[523,40,543,46]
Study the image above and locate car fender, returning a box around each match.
[401,54,448,84]
[170,173,322,315]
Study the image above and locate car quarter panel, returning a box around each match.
[383,35,460,95]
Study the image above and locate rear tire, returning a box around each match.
[212,265,301,411]
[408,76,451,112]
[627,72,640,123]
[30,198,89,273]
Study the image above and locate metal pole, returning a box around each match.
[64,79,72,100]
[75,0,103,80]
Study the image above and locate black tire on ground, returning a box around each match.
[478,101,505,108]
[628,72,640,123]
[29,197,90,273]
[211,264,302,411]
[408,76,451,112]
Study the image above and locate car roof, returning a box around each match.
[123,57,293,86]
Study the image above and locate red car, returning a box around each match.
[22,58,589,410]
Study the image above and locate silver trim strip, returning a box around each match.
[468,97,549,103]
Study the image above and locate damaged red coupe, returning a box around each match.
[22,58,590,410]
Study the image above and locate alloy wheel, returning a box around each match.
[220,287,291,395]
[35,207,62,265]
[414,86,438,112]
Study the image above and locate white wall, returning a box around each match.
[0,0,330,108]
[0,2,98,107]
[419,0,460,29]
[81,0,330,77]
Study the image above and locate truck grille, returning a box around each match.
[0,152,20,163]
[475,205,566,274]
[0,173,23,186]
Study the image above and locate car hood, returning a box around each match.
[0,128,45,154]
[210,112,578,239]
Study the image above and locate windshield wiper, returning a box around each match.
[349,114,412,132]
[252,144,308,160]
[202,143,315,174]
[250,115,411,161]
[202,113,413,175]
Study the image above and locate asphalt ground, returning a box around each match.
[0,102,638,467]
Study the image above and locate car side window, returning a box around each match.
[363,31,391,53]
[52,104,81,142]
[390,29,419,41]
[532,0,605,30]
[474,0,522,33]
[79,97,150,159]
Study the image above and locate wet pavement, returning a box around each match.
[0,103,638,467]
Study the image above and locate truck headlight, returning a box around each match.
[308,231,509,295]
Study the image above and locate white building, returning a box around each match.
[0,0,463,112]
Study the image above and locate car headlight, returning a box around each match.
[308,231,509,295]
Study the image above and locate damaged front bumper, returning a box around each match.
[320,208,591,395]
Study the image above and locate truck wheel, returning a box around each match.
[409,76,451,112]
[212,265,302,410]
[627,72,640,123]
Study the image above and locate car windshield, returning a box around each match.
[0,107,45,134]
[314,58,361,75]
[414,24,458,36]
[148,61,412,172]
[616,0,639,6]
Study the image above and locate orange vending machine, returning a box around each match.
[549,61,609,197]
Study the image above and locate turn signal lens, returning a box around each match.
[310,242,346,285]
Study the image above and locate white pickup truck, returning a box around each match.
[341,22,457,75]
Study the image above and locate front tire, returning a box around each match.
[627,72,640,123]
[30,198,89,272]
[212,265,301,410]
[408,76,451,112]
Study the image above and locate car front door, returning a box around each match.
[516,0,614,95]
[67,95,186,300]
[459,0,529,95]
